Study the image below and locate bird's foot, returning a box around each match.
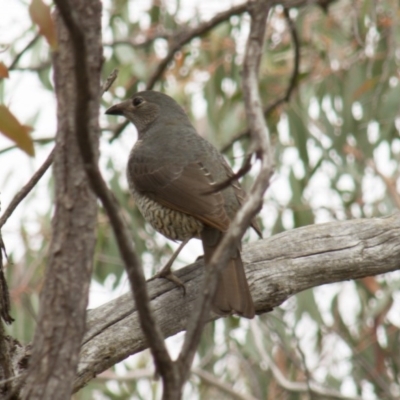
[148,239,190,294]
[150,267,186,295]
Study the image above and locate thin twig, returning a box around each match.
[192,368,260,400]
[101,69,119,94]
[220,7,301,154]
[0,68,118,230]
[53,0,177,396]
[97,369,154,381]
[0,137,54,156]
[8,34,41,70]
[344,145,400,209]
[96,366,260,400]
[331,326,396,399]
[103,31,172,49]
[264,8,300,113]
[146,3,248,89]
[293,328,315,400]
[0,148,55,229]
[204,153,253,194]
[109,2,249,142]
[12,61,51,72]
[96,363,261,400]
[250,321,363,400]
[369,161,400,208]
[176,0,273,385]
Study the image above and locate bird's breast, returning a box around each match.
[130,187,203,241]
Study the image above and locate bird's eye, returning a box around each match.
[132,97,144,107]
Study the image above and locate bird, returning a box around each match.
[105,90,261,318]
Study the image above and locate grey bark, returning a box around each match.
[65,213,400,391]
[5,214,400,394]
[20,1,102,399]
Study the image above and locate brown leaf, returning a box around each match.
[29,0,58,50]
[0,63,9,78]
[0,105,35,156]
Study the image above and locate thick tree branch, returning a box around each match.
[6,214,399,394]
[68,214,400,391]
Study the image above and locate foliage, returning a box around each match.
[1,0,400,399]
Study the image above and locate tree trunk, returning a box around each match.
[21,1,102,399]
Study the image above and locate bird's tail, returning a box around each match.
[201,226,255,319]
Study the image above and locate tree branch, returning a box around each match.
[220,6,301,154]
[53,0,177,397]
[109,2,250,142]
[168,0,272,388]
[0,138,54,156]
[96,367,259,400]
[103,31,172,49]
[0,148,55,229]
[250,321,363,400]
[12,61,51,72]
[145,0,333,91]
[145,3,249,90]
[8,33,41,71]
[0,69,117,233]
[0,231,12,324]
[192,367,259,400]
[69,214,400,391]
[6,215,399,393]
[20,1,102,398]
[108,0,337,142]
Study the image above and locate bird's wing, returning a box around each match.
[130,156,231,232]
[220,158,263,238]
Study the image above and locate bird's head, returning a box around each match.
[105,90,187,135]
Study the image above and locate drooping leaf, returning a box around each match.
[0,105,34,156]
[29,0,58,50]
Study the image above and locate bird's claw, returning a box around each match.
[150,269,186,295]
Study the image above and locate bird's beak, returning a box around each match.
[105,102,126,116]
